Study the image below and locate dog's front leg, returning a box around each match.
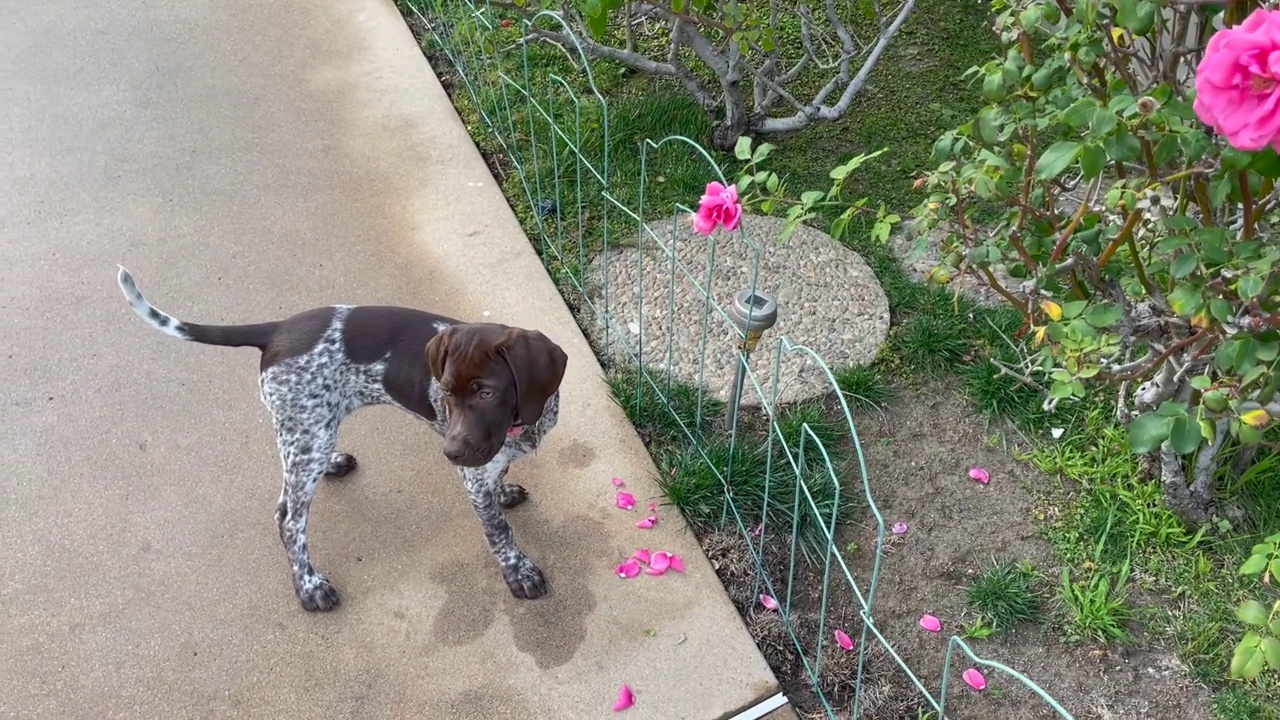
[461,459,547,600]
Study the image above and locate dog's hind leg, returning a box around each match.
[273,422,342,612]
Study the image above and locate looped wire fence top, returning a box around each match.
[405,1,1075,717]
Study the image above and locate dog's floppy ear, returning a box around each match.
[501,328,568,426]
[425,326,453,382]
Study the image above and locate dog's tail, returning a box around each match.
[117,266,280,349]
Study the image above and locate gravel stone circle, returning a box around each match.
[582,213,890,407]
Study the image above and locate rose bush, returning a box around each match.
[906,0,1280,527]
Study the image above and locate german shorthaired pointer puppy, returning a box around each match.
[116,266,568,612]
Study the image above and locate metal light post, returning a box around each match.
[725,288,779,431]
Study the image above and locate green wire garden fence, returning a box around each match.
[402,1,1074,716]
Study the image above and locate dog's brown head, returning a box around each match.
[425,323,568,467]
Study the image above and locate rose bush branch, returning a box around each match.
[493,0,915,149]
[907,0,1280,528]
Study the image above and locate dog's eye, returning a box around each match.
[478,389,495,400]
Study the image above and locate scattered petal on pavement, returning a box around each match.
[632,548,651,565]
[636,515,657,529]
[891,522,908,536]
[919,614,942,633]
[834,629,854,651]
[615,491,636,510]
[669,554,685,573]
[962,668,987,691]
[612,477,626,487]
[616,559,641,579]
[646,552,672,575]
[613,684,635,712]
[968,467,991,485]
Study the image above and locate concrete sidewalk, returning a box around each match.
[0,0,789,718]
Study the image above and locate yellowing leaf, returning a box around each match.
[1191,308,1211,330]
[1110,27,1129,46]
[1040,300,1063,322]
[1242,408,1272,429]
[1033,326,1048,346]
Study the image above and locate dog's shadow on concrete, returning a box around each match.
[426,497,605,671]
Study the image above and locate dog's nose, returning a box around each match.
[443,444,469,464]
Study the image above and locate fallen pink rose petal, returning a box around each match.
[612,477,626,487]
[632,548,651,565]
[752,522,764,538]
[613,683,635,712]
[760,594,780,611]
[891,522,908,536]
[834,629,854,651]
[615,559,641,579]
[615,491,636,510]
[919,614,942,633]
[669,554,685,573]
[646,552,673,575]
[648,502,657,513]
[968,467,990,485]
[636,515,657,529]
[962,668,987,691]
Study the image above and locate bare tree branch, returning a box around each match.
[756,0,916,133]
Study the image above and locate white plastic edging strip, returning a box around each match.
[723,692,789,720]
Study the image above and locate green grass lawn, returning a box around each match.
[405,0,1280,714]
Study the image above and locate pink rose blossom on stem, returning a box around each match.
[1194,8,1280,151]
[691,181,743,236]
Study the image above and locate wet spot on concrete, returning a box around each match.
[426,499,602,670]
[504,508,600,670]
[556,440,596,469]
[441,681,530,717]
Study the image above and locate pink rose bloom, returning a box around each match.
[1194,8,1280,151]
[691,181,742,236]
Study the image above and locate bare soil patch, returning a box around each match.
[704,384,1213,719]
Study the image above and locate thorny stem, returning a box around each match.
[1049,177,1102,264]
[979,265,1026,311]
[1240,171,1255,240]
[1097,209,1143,269]
[1126,233,1157,299]
[1105,329,1212,382]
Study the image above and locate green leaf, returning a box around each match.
[1169,417,1203,455]
[1210,174,1232,207]
[752,142,775,164]
[1264,637,1280,671]
[1232,638,1266,680]
[1103,127,1142,163]
[1170,253,1198,279]
[1061,300,1089,319]
[1272,557,1280,581]
[1128,412,1174,453]
[1090,107,1118,136]
[1242,554,1270,575]
[1084,302,1124,328]
[1035,141,1082,181]
[1241,600,1271,627]
[1168,284,1203,316]
[1222,147,1254,171]
[799,190,824,208]
[1080,143,1107,178]
[1249,146,1280,178]
[1191,375,1213,391]
[1061,98,1096,128]
[1210,298,1234,323]
[734,136,753,161]
[1239,274,1265,301]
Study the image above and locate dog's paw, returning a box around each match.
[296,573,341,612]
[498,483,529,509]
[502,557,548,600]
[324,452,358,478]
